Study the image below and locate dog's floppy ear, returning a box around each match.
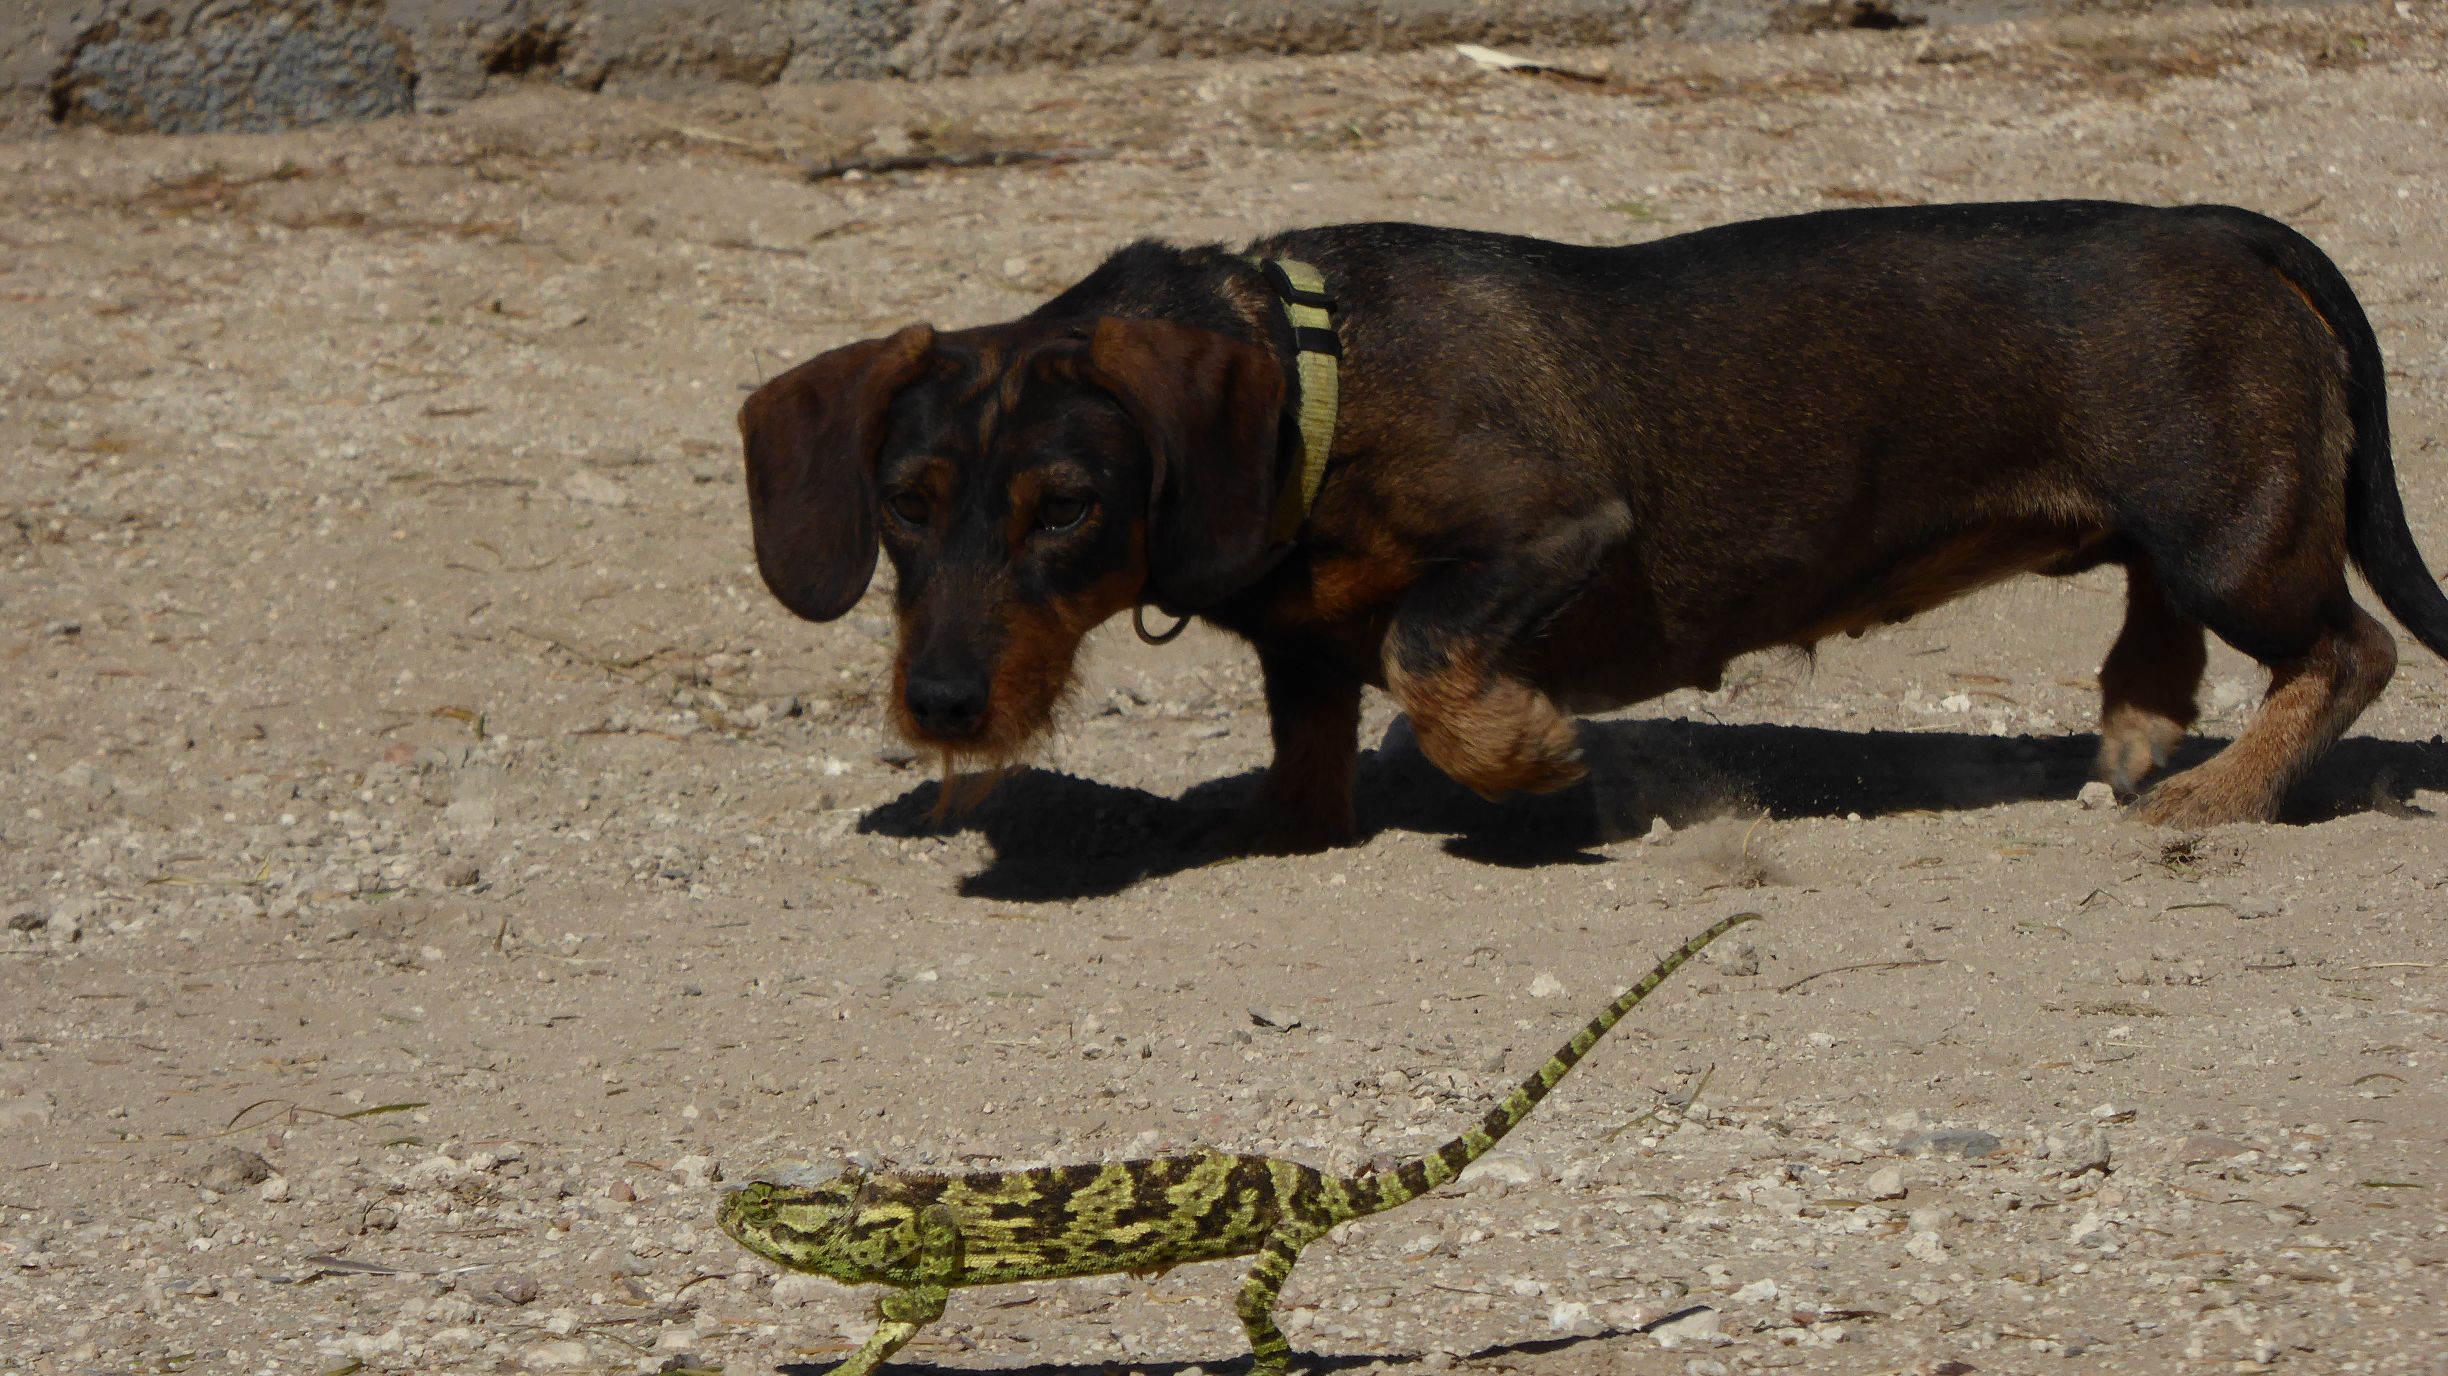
[1085,317,1287,610]
[740,323,935,622]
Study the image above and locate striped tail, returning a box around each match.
[1341,912,1758,1219]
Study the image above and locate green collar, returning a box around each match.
[1131,258,1339,647]
[1251,257,1340,545]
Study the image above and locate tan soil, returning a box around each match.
[5,5,2448,1375]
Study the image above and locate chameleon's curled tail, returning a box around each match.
[1342,912,1757,1218]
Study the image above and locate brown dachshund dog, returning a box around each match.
[742,201,2448,853]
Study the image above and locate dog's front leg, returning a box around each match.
[1379,504,1629,801]
[1214,644,1363,855]
[1384,633,1584,800]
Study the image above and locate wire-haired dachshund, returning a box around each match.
[741,200,2447,854]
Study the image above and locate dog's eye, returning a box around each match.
[885,491,931,527]
[1036,495,1093,532]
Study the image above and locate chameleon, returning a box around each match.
[718,912,1755,1375]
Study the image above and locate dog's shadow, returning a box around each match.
[775,1326,1632,1376]
[859,716,2448,900]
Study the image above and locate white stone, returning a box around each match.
[562,470,629,507]
[1547,1300,1600,1335]
[525,1339,594,1369]
[1459,1152,1539,1187]
[1650,1307,1723,1349]
[772,1274,836,1307]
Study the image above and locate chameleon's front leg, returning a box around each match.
[829,1310,927,1376]
[1234,1230,1311,1376]
[832,1204,963,1376]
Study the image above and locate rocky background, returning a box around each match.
[4,0,2361,138]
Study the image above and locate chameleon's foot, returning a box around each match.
[827,1318,921,1376]
[834,1269,951,1376]
[1236,1230,1311,1376]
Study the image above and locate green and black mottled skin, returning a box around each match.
[718,913,1754,1375]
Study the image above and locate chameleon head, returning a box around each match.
[717,1161,866,1276]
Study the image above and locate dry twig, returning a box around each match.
[1781,958,1944,994]
[805,146,1110,182]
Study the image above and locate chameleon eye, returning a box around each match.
[1036,494,1093,532]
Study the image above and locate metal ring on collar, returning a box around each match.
[1133,604,1190,645]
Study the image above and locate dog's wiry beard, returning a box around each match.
[930,755,1016,820]
[893,667,1076,824]
[894,577,1137,821]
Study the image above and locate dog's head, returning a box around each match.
[741,316,1287,762]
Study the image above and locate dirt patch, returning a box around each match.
[5,4,2448,1374]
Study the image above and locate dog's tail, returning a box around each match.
[2245,213,2448,661]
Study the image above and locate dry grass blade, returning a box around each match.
[1603,1064,1716,1143]
[1781,958,1945,994]
[805,146,1110,182]
[207,1097,429,1134]
[299,1253,404,1276]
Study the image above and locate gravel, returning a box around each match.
[4,5,2447,1374]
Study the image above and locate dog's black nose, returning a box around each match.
[905,673,989,739]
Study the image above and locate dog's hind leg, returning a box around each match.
[2128,321,2404,825]
[2139,603,2394,826]
[2095,560,2208,797]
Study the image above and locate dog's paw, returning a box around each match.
[2095,706,2188,796]
[1404,676,1587,800]
[2135,766,2278,828]
[1458,740,1588,801]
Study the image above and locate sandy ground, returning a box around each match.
[6,5,2448,1375]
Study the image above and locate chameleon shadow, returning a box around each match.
[856,717,2448,899]
[773,1324,1647,1376]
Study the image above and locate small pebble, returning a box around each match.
[1547,1299,1600,1335]
[192,1146,272,1194]
[561,470,629,507]
[1894,1128,2004,1159]
[525,1339,594,1370]
[1729,1278,1780,1305]
[2177,1132,2255,1164]
[1649,1306,1722,1349]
